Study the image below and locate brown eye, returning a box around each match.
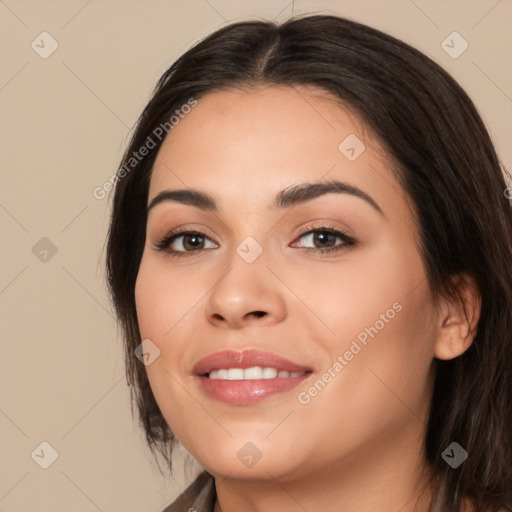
[295,227,355,254]
[310,231,338,248]
[179,233,205,250]
[154,230,217,255]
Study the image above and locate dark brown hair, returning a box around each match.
[105,14,512,511]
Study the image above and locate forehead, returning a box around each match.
[148,85,407,218]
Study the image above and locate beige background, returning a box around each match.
[1,1,511,511]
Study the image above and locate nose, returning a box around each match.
[204,251,287,329]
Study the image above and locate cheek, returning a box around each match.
[291,285,435,466]
[316,281,434,412]
[294,245,436,412]
[135,257,204,341]
[293,242,427,345]
[134,259,206,438]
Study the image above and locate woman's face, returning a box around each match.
[135,85,439,482]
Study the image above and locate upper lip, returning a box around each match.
[193,350,312,375]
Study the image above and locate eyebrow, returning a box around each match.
[146,180,385,217]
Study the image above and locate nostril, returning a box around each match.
[210,311,268,323]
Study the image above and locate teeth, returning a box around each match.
[227,368,244,380]
[261,367,277,379]
[244,366,263,379]
[207,366,306,380]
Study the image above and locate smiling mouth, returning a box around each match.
[206,366,307,380]
[193,349,313,405]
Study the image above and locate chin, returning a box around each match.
[182,436,303,479]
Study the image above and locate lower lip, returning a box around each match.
[197,374,311,405]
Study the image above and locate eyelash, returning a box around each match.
[153,224,356,258]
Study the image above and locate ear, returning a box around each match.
[434,274,482,361]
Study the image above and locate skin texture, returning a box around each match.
[134,85,480,512]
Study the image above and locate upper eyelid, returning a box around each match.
[160,225,351,248]
[157,229,218,248]
[166,224,346,238]
[296,224,347,235]
[155,224,216,240]
[291,226,353,247]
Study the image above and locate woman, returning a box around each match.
[105,14,512,512]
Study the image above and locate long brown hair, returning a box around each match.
[105,14,512,511]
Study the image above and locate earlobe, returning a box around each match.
[434,274,482,361]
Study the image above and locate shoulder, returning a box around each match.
[160,471,216,512]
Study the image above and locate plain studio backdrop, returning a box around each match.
[1,1,511,511]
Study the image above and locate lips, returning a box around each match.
[193,349,312,375]
[193,350,313,406]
